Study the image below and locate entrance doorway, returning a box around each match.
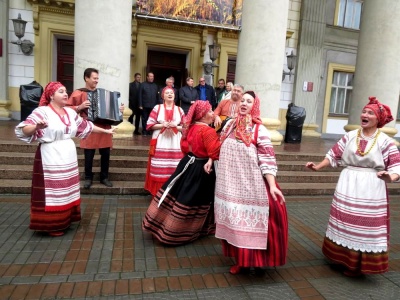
[226,57,236,83]
[147,50,187,88]
[57,39,74,95]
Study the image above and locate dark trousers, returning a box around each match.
[128,108,142,133]
[84,148,110,181]
[141,107,153,134]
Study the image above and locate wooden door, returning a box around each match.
[57,39,74,95]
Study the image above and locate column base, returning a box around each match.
[113,109,135,139]
[344,124,399,146]
[0,100,11,120]
[262,118,283,145]
[302,123,321,137]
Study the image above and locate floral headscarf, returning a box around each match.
[182,100,211,139]
[39,81,64,106]
[363,96,393,128]
[221,91,262,147]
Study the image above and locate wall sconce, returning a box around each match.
[11,13,35,56]
[203,40,220,75]
[282,50,296,82]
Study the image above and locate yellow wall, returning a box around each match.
[130,19,238,85]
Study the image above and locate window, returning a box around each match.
[335,0,363,30]
[329,71,354,115]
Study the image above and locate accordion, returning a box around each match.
[87,88,123,125]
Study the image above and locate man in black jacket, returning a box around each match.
[179,77,199,114]
[139,72,160,135]
[196,77,216,109]
[215,78,226,105]
[128,72,142,135]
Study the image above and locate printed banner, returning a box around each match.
[136,0,243,26]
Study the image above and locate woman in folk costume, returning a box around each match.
[143,100,221,245]
[215,91,288,275]
[15,82,115,236]
[144,87,185,196]
[306,97,400,277]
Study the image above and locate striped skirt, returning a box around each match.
[222,183,288,267]
[30,146,81,232]
[142,154,216,245]
[322,237,389,274]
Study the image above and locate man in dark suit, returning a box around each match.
[196,77,216,109]
[128,73,142,135]
[138,72,160,135]
[179,77,199,114]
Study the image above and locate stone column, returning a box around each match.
[345,0,400,138]
[292,0,326,137]
[235,0,289,144]
[0,0,11,120]
[74,0,133,137]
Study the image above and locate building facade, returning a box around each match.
[1,0,399,139]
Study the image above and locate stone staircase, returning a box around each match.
[1,139,399,196]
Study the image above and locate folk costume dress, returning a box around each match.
[144,104,185,196]
[142,123,221,245]
[322,129,400,274]
[15,105,93,233]
[215,117,288,267]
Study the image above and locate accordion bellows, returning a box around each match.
[87,88,123,125]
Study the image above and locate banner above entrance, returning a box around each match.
[135,0,243,26]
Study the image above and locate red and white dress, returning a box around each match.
[215,120,288,267]
[143,124,221,245]
[144,104,185,196]
[15,106,93,232]
[322,129,400,274]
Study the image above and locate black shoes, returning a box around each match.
[134,131,141,135]
[142,130,151,136]
[100,179,113,187]
[84,179,113,188]
[84,179,92,189]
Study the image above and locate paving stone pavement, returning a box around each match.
[1,194,400,300]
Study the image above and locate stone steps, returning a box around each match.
[1,179,399,196]
[0,140,352,196]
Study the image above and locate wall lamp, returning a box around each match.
[282,50,296,82]
[203,40,220,75]
[11,13,35,56]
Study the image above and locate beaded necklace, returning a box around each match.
[356,128,380,156]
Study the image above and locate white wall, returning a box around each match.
[8,0,34,88]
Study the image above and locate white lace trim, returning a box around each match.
[326,232,387,253]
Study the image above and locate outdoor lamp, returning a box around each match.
[282,50,296,82]
[203,40,221,75]
[208,40,220,63]
[11,14,35,56]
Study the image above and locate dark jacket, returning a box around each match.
[215,86,226,104]
[195,84,216,109]
[128,81,141,111]
[179,85,199,114]
[138,81,160,109]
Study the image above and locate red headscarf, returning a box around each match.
[229,91,262,147]
[39,81,64,106]
[182,100,211,139]
[363,96,393,128]
[161,87,174,101]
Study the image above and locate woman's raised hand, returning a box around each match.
[305,162,317,171]
[36,120,48,130]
